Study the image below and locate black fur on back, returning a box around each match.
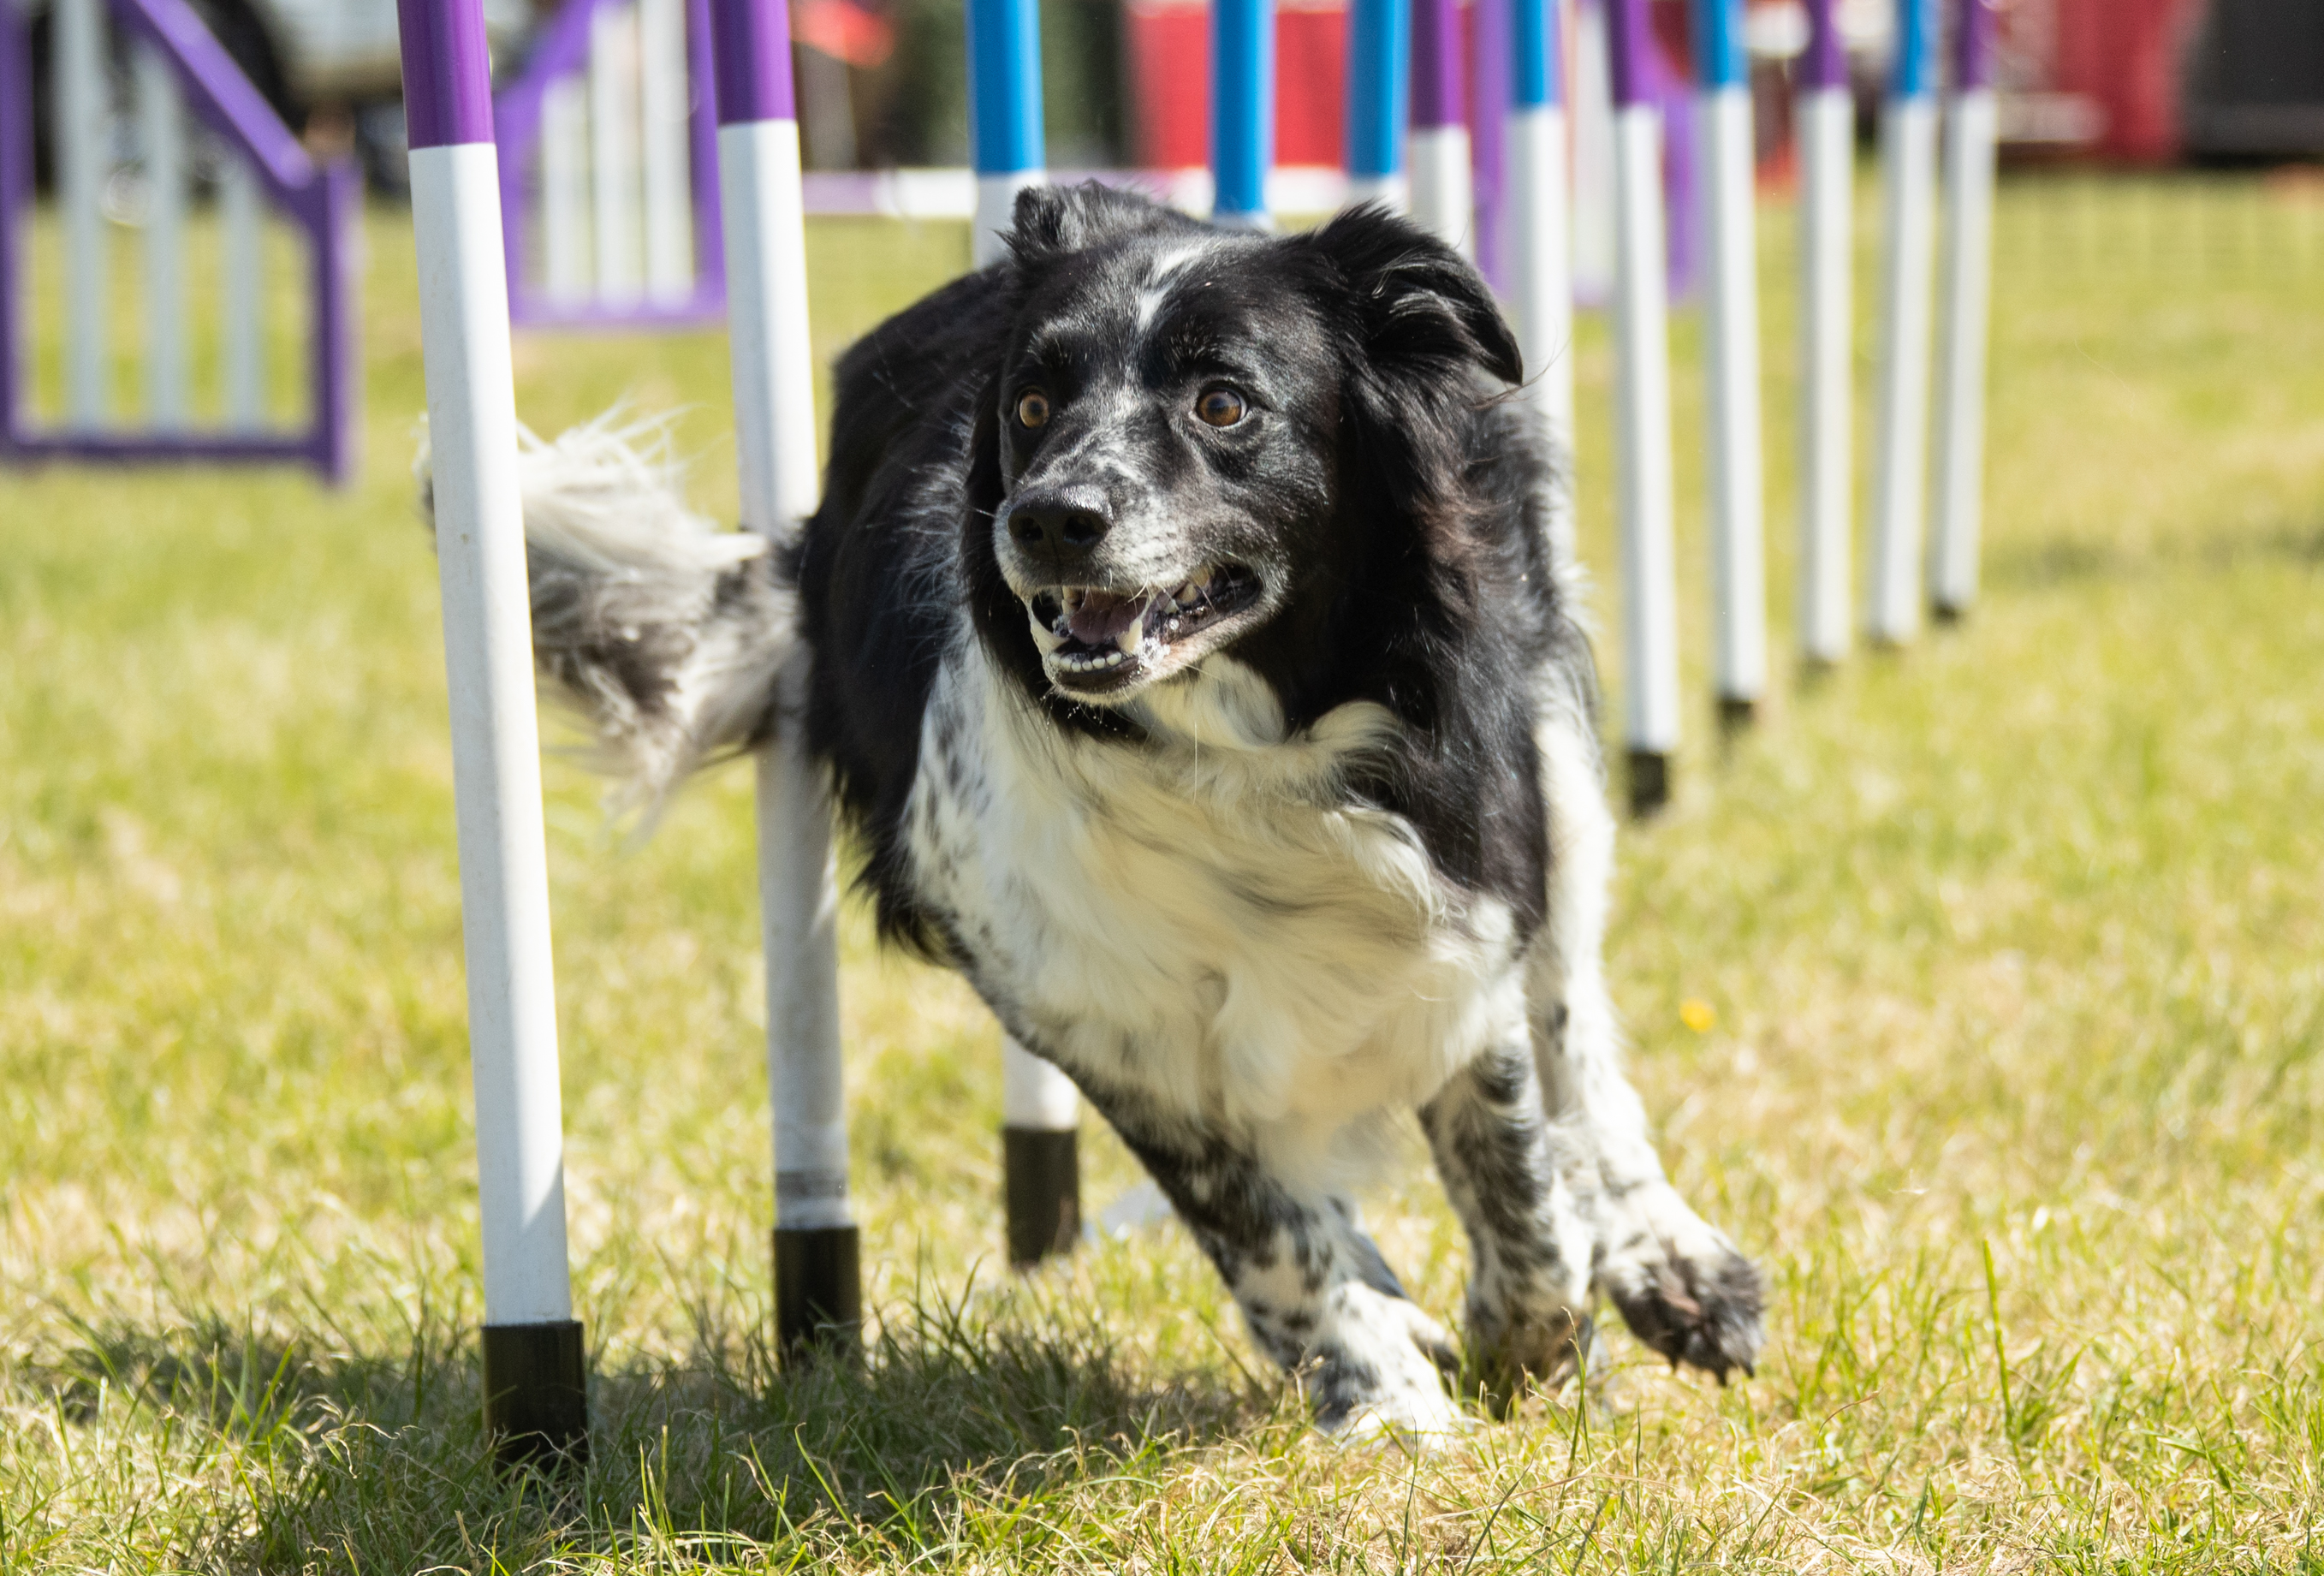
[794,184,1591,955]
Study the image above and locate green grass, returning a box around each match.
[3,175,2322,1571]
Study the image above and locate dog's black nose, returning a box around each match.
[1007,489,1112,556]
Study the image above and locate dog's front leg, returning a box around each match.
[1418,1036,1598,1413]
[1081,1083,1464,1437]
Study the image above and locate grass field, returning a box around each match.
[3,173,2322,1571]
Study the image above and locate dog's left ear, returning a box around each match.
[1293,204,1522,387]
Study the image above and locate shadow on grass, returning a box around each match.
[15,1273,1263,1571]
[1985,517,2324,593]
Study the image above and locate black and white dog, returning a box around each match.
[506,185,1762,1434]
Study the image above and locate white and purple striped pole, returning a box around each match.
[1345,0,1409,210]
[1213,0,1275,228]
[1867,0,1938,645]
[1794,0,1851,666]
[1929,0,1996,621]
[1408,0,1471,253]
[966,0,1044,269]
[394,0,586,1466]
[707,0,861,1358]
[1692,0,1764,726]
[968,0,1081,1264]
[1608,0,1679,814]
[1508,0,1573,559]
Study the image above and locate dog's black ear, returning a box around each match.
[1005,181,1198,270]
[1295,203,1523,386]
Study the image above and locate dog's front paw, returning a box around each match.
[1465,1302,1590,1418]
[1305,1285,1466,1440]
[1599,1192,1764,1382]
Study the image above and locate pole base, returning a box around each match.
[1931,600,1967,626]
[774,1225,862,1361]
[1003,1126,1080,1267]
[1716,696,1757,734]
[1626,749,1672,818]
[482,1319,589,1470]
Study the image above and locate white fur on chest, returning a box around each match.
[904,639,1525,1177]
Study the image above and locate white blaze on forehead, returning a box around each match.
[1133,241,1214,335]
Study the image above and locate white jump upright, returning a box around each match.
[966,0,1084,1266]
[1605,0,1679,815]
[639,0,695,300]
[588,0,645,302]
[219,156,265,428]
[1211,0,1275,228]
[57,0,107,427]
[1793,0,1851,667]
[1929,0,1996,622]
[1867,0,1938,645]
[1507,0,1574,561]
[966,0,1044,270]
[1344,0,1409,210]
[1408,0,1471,253]
[706,0,862,1356]
[394,0,587,1466]
[1692,0,1764,727]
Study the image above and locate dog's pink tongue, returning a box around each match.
[1066,591,1144,645]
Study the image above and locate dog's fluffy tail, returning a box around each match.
[421,413,796,818]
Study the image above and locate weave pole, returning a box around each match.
[966,0,1043,269]
[1606,0,1679,815]
[1346,0,1410,209]
[1407,0,1469,253]
[965,0,1083,1265]
[704,0,862,1358]
[1213,0,1274,227]
[1692,0,1764,729]
[1793,0,1851,667]
[1507,0,1572,556]
[1929,0,1996,622]
[394,0,586,1466]
[1867,0,1938,646]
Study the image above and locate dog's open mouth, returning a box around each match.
[1024,565,1261,693]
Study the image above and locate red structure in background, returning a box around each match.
[1126,0,1348,169]
[2000,0,2208,163]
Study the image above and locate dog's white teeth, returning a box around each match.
[1116,610,1144,657]
[1027,607,1066,652]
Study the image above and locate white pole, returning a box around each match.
[1508,100,1574,559]
[136,45,187,430]
[639,0,694,300]
[1868,0,1939,646]
[58,0,107,428]
[1929,86,1996,620]
[542,77,591,303]
[589,2,645,303]
[1698,78,1765,723]
[220,155,264,428]
[1407,126,1475,257]
[1611,100,1679,811]
[1795,83,1853,665]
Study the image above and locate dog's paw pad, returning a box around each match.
[1607,1238,1764,1382]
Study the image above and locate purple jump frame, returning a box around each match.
[0,0,360,481]
[494,0,728,330]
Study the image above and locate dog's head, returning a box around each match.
[964,183,1524,714]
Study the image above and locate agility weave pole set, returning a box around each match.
[392,0,1999,1462]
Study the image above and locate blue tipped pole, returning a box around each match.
[1868,0,1940,645]
[1346,0,1410,208]
[1212,0,1275,226]
[966,0,1044,265]
[1507,0,1574,554]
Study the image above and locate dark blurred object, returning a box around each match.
[2182,0,2324,159]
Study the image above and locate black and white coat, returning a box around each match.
[509,186,1762,1434]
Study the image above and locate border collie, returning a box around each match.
[502,186,1762,1433]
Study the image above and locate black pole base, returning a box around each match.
[1715,697,1757,739]
[1932,600,1967,627]
[1626,749,1671,819]
[774,1225,862,1362]
[482,1319,589,1471]
[1003,1126,1080,1268]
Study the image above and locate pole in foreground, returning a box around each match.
[1867,0,1938,646]
[1794,0,1851,668]
[1507,0,1573,562]
[1692,0,1765,729]
[394,0,586,1466]
[1929,0,1996,622]
[706,0,862,1358]
[966,0,1043,269]
[1407,0,1470,253]
[1213,0,1275,228]
[1346,0,1410,210]
[1606,0,1679,815]
[965,0,1084,1264]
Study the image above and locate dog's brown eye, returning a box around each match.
[1015,389,1051,429]
[1196,388,1247,427]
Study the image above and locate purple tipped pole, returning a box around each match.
[396,0,495,146]
[1956,0,1995,91]
[1604,0,1649,107]
[1799,0,1846,92]
[1929,0,2000,616]
[710,0,797,122]
[1407,0,1471,250]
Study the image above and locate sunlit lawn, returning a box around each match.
[3,173,2321,1570]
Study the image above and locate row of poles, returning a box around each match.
[398,0,2000,1462]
